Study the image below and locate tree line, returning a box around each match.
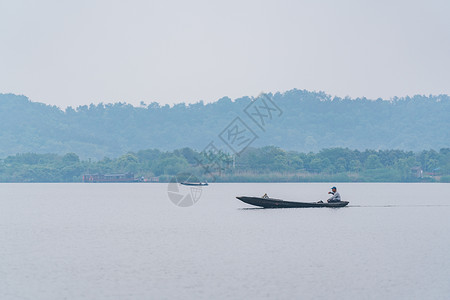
[0,147,449,182]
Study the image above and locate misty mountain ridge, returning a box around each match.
[0,90,448,159]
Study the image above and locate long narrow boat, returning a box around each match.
[180,182,209,186]
[236,196,349,208]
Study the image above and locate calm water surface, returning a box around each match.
[1,183,450,299]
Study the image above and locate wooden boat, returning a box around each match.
[180,182,209,186]
[236,196,349,208]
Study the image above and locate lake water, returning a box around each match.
[1,183,450,299]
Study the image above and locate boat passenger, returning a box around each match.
[327,186,341,202]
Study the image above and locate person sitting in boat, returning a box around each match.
[327,186,341,202]
[317,186,341,203]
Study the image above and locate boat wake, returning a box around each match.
[348,204,450,208]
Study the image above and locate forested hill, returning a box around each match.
[0,90,449,159]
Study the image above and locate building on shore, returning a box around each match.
[82,173,138,183]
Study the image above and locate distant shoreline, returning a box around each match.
[0,177,447,183]
[1,146,449,183]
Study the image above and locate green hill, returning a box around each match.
[0,90,448,159]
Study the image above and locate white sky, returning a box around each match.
[1,0,449,107]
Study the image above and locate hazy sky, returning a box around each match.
[1,0,449,107]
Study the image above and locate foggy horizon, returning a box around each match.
[1,0,449,107]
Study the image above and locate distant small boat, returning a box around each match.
[236,196,349,208]
[180,182,209,186]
